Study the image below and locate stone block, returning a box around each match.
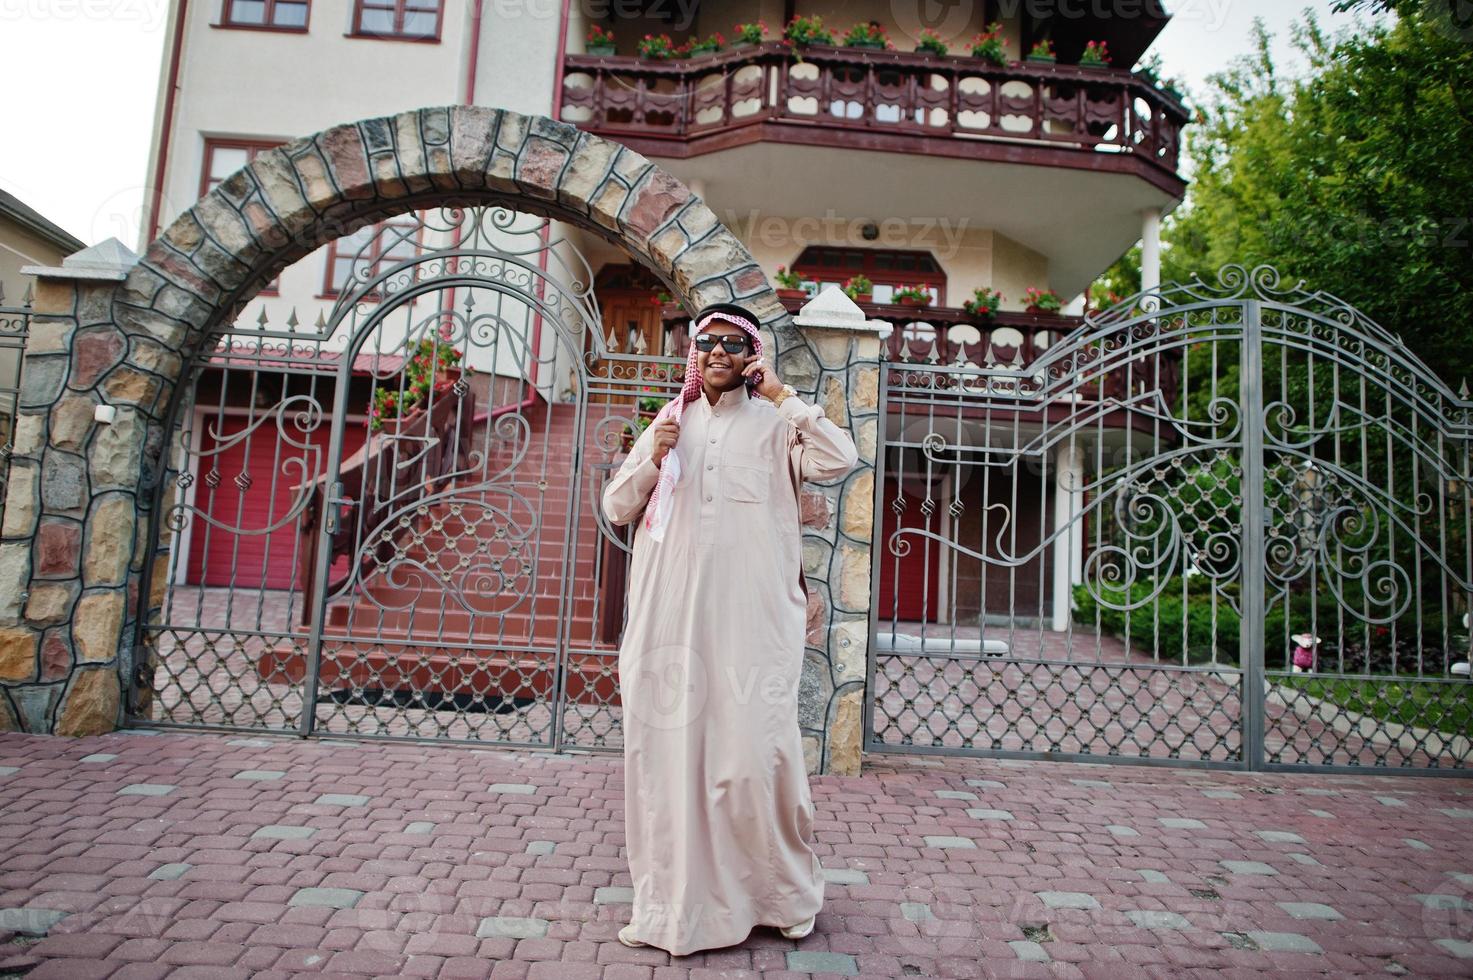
[18,355,66,409]
[0,542,29,622]
[319,124,373,200]
[448,105,498,186]
[73,590,126,663]
[39,629,72,682]
[840,469,875,539]
[621,169,691,245]
[837,541,871,611]
[33,520,81,578]
[0,629,37,681]
[40,452,86,513]
[25,583,75,627]
[30,278,74,315]
[84,495,134,587]
[55,667,119,736]
[25,321,71,355]
[0,463,37,538]
[88,408,143,490]
[828,686,863,776]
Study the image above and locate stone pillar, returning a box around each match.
[780,286,890,776]
[0,240,143,734]
[1141,207,1162,293]
[1050,441,1085,632]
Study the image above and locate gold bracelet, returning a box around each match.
[770,384,796,407]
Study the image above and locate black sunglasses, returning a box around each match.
[693,333,751,354]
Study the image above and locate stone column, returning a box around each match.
[0,239,145,734]
[780,286,890,776]
[1050,441,1085,632]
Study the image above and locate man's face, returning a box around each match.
[696,323,752,391]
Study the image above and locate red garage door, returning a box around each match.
[187,417,366,589]
[877,486,940,623]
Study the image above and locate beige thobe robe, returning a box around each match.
[601,383,859,955]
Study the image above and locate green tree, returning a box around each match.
[1101,8,1473,386]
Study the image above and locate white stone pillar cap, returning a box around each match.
[22,238,139,282]
[792,284,893,339]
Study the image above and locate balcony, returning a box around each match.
[663,297,1180,409]
[561,42,1187,195]
[563,43,1189,298]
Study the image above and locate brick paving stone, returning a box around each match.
[288,886,362,908]
[1126,910,1191,930]
[923,836,975,849]
[233,770,285,781]
[965,779,1005,789]
[595,886,635,904]
[966,808,1014,821]
[0,765,18,776]
[822,868,868,885]
[1449,872,1473,886]
[1254,830,1306,844]
[78,754,116,763]
[1221,861,1277,876]
[1287,852,1321,866]
[1436,939,1473,958]
[899,902,933,922]
[1376,795,1408,807]
[489,783,537,794]
[1202,789,1241,799]
[1107,825,1139,837]
[526,840,556,855]
[1246,931,1322,954]
[252,825,316,840]
[1413,894,1471,910]
[1277,902,1342,920]
[1010,940,1050,962]
[148,863,192,880]
[405,821,435,833]
[1137,869,1170,883]
[314,793,370,807]
[1070,779,1111,788]
[478,916,549,939]
[1038,892,1101,910]
[0,907,68,935]
[1159,818,1206,829]
[1438,808,1473,818]
[786,950,858,974]
[117,783,175,796]
[1307,808,1333,817]
[934,790,977,800]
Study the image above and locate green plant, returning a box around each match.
[915,28,948,55]
[963,286,1003,318]
[684,31,725,56]
[1023,286,1063,311]
[784,14,834,47]
[842,21,891,48]
[733,21,765,45]
[369,338,467,431]
[652,290,674,306]
[969,23,1006,65]
[1079,40,1110,66]
[638,33,676,59]
[1027,38,1055,61]
[843,274,873,298]
[586,24,615,50]
[892,283,933,303]
[774,265,802,289]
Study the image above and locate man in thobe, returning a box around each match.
[601,302,859,956]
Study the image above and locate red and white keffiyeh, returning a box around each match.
[643,308,765,542]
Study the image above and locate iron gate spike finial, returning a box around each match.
[256,308,269,329]
[21,282,32,306]
[0,281,6,304]
[1461,378,1469,400]
[315,310,327,332]
[286,308,300,332]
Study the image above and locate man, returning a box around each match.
[601,302,859,956]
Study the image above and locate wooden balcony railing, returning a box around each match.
[665,298,1180,405]
[562,42,1188,186]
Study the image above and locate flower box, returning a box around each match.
[587,43,615,56]
[777,287,807,301]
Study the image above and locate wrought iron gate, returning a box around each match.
[135,206,681,751]
[867,266,1473,774]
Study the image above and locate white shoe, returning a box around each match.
[618,924,648,948]
[779,914,816,940]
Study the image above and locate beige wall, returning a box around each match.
[0,222,73,301]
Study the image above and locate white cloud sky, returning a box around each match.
[0,0,1372,252]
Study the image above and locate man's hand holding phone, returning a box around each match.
[649,416,680,465]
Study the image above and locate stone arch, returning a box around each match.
[3,106,882,777]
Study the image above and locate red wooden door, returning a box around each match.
[877,487,941,623]
[187,417,365,589]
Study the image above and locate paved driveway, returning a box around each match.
[1,730,1471,978]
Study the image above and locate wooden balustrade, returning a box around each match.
[562,42,1187,182]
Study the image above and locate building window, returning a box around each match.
[322,217,422,297]
[791,246,947,305]
[350,0,442,41]
[220,0,308,30]
[202,140,283,295]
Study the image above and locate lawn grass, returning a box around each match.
[1275,674,1473,736]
